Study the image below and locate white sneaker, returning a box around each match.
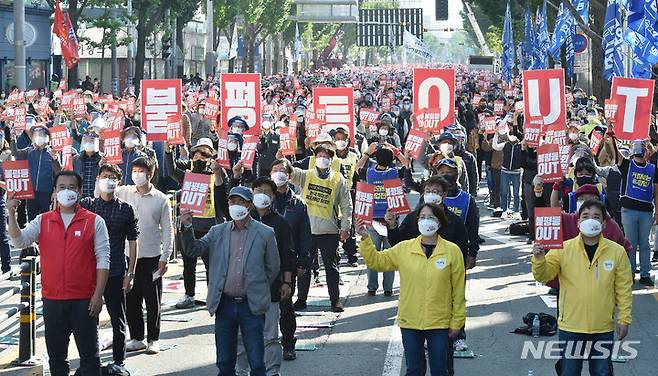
[175,295,195,309]
[145,340,160,354]
[125,339,146,352]
[454,339,469,351]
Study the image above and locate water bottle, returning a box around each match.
[532,314,540,338]
[527,369,534,376]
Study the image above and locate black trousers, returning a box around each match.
[104,276,127,364]
[279,277,297,350]
[126,256,162,342]
[297,234,340,304]
[43,298,100,376]
[342,190,358,262]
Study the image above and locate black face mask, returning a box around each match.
[576,176,595,186]
[192,159,209,173]
[442,174,458,186]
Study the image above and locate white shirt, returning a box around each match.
[115,184,173,262]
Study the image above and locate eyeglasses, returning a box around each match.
[418,215,438,221]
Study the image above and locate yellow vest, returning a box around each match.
[337,151,358,188]
[302,169,341,220]
[194,174,216,219]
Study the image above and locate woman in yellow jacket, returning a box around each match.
[356,203,466,376]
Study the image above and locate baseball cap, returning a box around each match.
[228,186,253,202]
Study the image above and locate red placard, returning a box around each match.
[204,97,220,130]
[102,129,123,164]
[220,73,261,133]
[180,172,212,215]
[404,127,427,159]
[3,160,34,200]
[305,122,322,142]
[36,97,50,116]
[106,112,123,131]
[12,106,27,132]
[60,137,73,170]
[313,87,355,145]
[49,126,70,152]
[565,92,574,105]
[534,207,563,249]
[72,96,86,119]
[523,69,567,132]
[140,79,183,141]
[482,116,497,134]
[493,100,505,115]
[537,143,563,182]
[413,68,455,131]
[166,115,185,145]
[216,129,231,169]
[61,91,75,112]
[610,77,654,141]
[262,103,277,116]
[472,94,481,105]
[590,131,604,156]
[604,99,618,124]
[414,108,445,133]
[543,122,570,172]
[383,179,410,215]
[278,127,296,156]
[524,116,543,147]
[354,182,375,224]
[240,135,258,169]
[359,108,380,123]
[126,97,137,115]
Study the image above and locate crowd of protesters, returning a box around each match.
[0,64,649,376]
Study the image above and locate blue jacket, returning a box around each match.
[272,186,312,269]
[11,143,61,193]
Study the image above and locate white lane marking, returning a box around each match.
[382,319,404,376]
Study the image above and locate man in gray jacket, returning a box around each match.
[180,186,280,376]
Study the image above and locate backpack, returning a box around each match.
[511,312,557,336]
[509,220,529,236]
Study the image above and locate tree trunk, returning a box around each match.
[134,24,147,92]
[589,3,609,101]
[273,34,280,74]
[176,16,185,78]
[99,29,107,93]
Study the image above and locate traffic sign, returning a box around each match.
[574,33,588,53]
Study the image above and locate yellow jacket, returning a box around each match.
[532,235,633,334]
[359,235,466,331]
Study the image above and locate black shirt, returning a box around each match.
[584,243,598,263]
[421,243,435,258]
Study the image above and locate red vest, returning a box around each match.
[38,207,98,300]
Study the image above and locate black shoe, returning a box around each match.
[526,238,533,245]
[638,277,654,287]
[478,236,486,244]
[293,301,307,311]
[652,252,658,262]
[548,288,559,296]
[634,269,640,274]
[283,349,297,361]
[331,301,344,312]
[367,290,376,296]
[384,291,393,297]
[106,363,130,376]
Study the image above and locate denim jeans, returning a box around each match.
[500,170,521,212]
[215,297,266,376]
[400,328,449,376]
[367,226,394,292]
[558,330,614,376]
[621,207,653,278]
[236,302,281,376]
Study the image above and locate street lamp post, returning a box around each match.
[14,0,27,90]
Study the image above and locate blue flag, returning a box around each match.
[533,6,550,69]
[524,7,535,69]
[549,2,576,60]
[502,1,515,83]
[573,0,589,24]
[565,21,575,77]
[602,0,624,80]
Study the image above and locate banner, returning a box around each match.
[537,143,563,182]
[180,173,211,215]
[414,108,445,132]
[60,137,73,170]
[524,116,543,147]
[610,77,654,141]
[404,127,427,159]
[482,116,497,134]
[590,131,604,156]
[216,129,231,169]
[140,79,182,141]
[534,207,563,249]
[403,29,434,60]
[53,1,80,69]
[49,126,70,152]
[3,160,34,200]
[12,106,26,132]
[166,115,185,145]
[383,179,411,215]
[359,108,380,124]
[354,182,375,224]
[240,135,258,169]
[523,69,567,131]
[413,68,455,131]
[313,87,355,145]
[278,127,296,156]
[472,93,482,105]
[204,97,220,130]
[102,129,123,164]
[220,73,261,133]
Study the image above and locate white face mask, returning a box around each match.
[132,171,148,186]
[271,171,289,187]
[418,218,439,237]
[229,204,250,220]
[33,135,49,146]
[124,137,139,148]
[569,132,579,141]
[253,193,272,209]
[98,178,117,193]
[378,128,389,136]
[57,189,78,208]
[316,157,331,169]
[423,193,442,205]
[439,143,454,154]
[231,126,244,135]
[227,141,238,151]
[579,218,603,238]
[262,121,272,130]
[83,140,99,153]
[335,140,348,150]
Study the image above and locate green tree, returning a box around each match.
[238,0,292,73]
[132,0,174,90]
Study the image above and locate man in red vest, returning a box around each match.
[7,170,110,376]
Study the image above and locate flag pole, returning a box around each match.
[13,0,26,90]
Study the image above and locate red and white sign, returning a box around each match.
[354,182,375,224]
[604,99,618,124]
[313,87,355,145]
[383,179,410,215]
[413,68,455,131]
[140,79,183,141]
[305,122,322,142]
[102,129,123,164]
[543,122,570,172]
[180,173,211,215]
[524,116,543,147]
[167,115,185,145]
[220,73,261,133]
[534,207,563,249]
[204,97,220,130]
[523,69,566,132]
[72,96,86,119]
[216,129,231,169]
[537,143,563,183]
[404,127,427,159]
[590,131,604,156]
[482,116,497,134]
[60,138,73,170]
[359,108,379,123]
[12,106,27,132]
[278,127,296,156]
[49,126,70,152]
[3,160,34,200]
[240,135,258,169]
[415,108,445,132]
[515,101,525,113]
[472,94,482,105]
[493,100,505,115]
[610,77,654,141]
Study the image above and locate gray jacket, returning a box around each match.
[181,220,280,316]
